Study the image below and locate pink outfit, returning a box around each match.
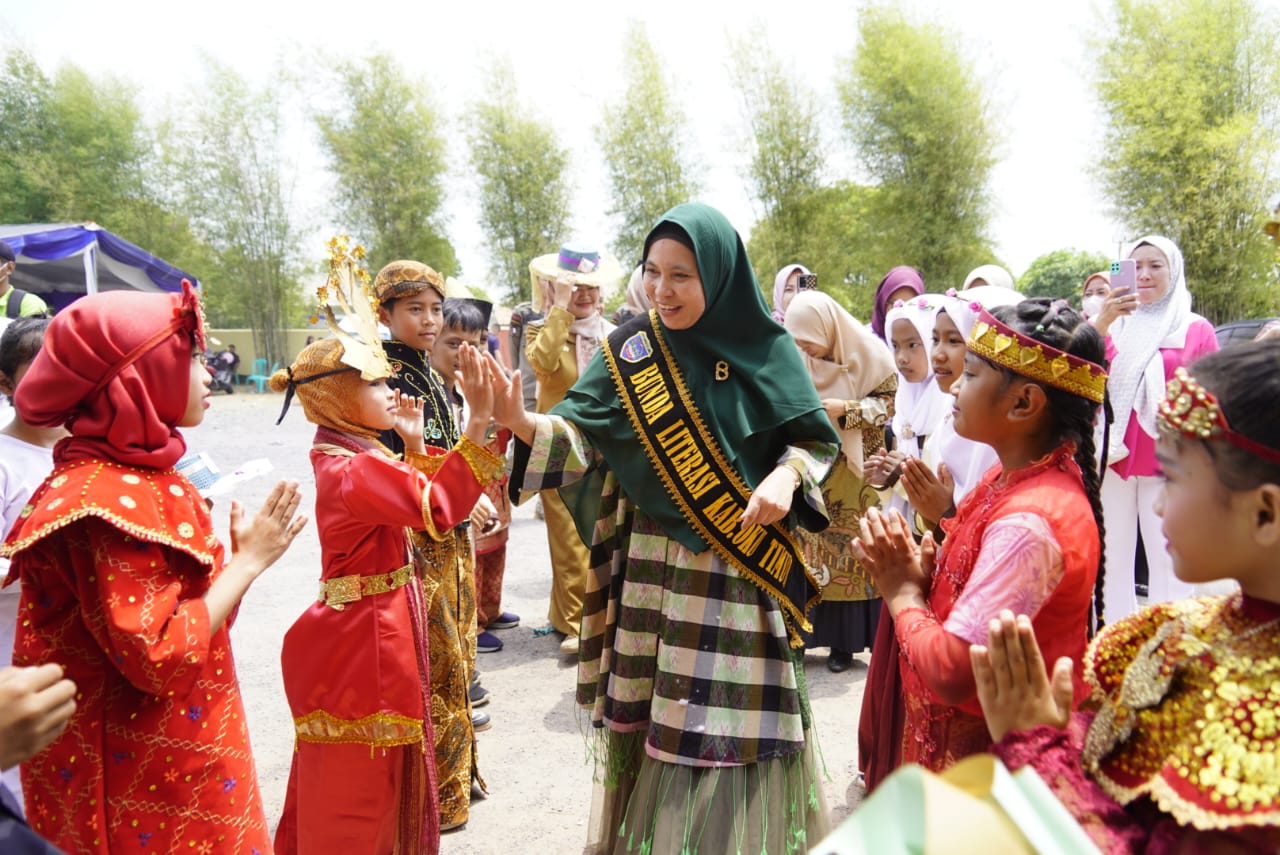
[1105,317,1218,478]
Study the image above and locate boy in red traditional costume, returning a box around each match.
[855,298,1108,775]
[0,282,308,854]
[272,241,503,854]
[971,338,1280,854]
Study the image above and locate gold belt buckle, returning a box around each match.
[319,565,412,611]
[319,575,362,611]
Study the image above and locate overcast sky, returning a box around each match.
[7,0,1276,290]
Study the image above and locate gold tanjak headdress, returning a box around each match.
[967,307,1108,404]
[1159,366,1280,463]
[276,237,390,427]
[319,235,391,381]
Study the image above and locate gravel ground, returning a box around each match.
[187,391,866,855]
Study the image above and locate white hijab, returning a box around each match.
[884,295,950,458]
[772,263,811,322]
[1104,235,1193,463]
[962,264,1016,291]
[932,286,1026,500]
[941,285,1025,338]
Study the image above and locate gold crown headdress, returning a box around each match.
[318,235,391,380]
[967,307,1108,404]
[1159,367,1280,463]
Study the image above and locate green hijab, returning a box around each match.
[551,202,837,553]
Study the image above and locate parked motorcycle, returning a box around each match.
[207,349,237,394]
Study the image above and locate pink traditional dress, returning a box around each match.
[894,444,1099,772]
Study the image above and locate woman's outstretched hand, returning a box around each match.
[471,349,534,444]
[211,480,309,631]
[970,610,1074,742]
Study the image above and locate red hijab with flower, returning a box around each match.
[17,282,206,470]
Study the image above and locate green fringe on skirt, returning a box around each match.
[585,729,829,855]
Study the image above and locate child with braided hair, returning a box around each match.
[854,297,1108,776]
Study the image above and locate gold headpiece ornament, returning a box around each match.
[967,307,1108,404]
[317,235,391,380]
[1159,366,1280,464]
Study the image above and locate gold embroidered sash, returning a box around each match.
[603,315,819,646]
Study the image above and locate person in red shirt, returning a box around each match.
[1,283,306,854]
[855,298,1108,776]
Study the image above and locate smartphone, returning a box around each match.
[796,273,818,291]
[1109,258,1136,294]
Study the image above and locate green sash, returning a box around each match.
[602,314,820,646]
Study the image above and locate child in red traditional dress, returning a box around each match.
[272,246,504,855]
[0,283,307,854]
[971,338,1280,854]
[854,298,1108,776]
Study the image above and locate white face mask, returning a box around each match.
[1082,294,1106,320]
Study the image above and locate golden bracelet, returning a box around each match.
[455,434,505,485]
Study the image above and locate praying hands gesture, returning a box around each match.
[851,506,937,617]
[970,610,1074,742]
[900,458,955,529]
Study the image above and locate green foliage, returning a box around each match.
[0,52,56,223]
[1018,248,1112,304]
[747,182,892,322]
[1094,0,1280,323]
[0,50,215,303]
[728,29,826,273]
[163,62,305,364]
[315,53,457,275]
[466,61,572,303]
[837,4,998,289]
[0,51,147,227]
[596,22,700,266]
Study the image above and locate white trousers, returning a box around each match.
[1099,469,1191,625]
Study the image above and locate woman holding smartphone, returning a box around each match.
[1092,236,1218,625]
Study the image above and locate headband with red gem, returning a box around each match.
[1159,367,1280,464]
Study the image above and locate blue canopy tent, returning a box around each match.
[0,223,200,311]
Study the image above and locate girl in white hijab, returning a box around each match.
[1091,235,1220,623]
[895,286,1024,530]
[784,290,897,672]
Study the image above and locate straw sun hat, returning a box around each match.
[528,243,623,310]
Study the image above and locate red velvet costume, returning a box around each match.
[892,444,1099,772]
[1,285,275,854]
[274,428,499,855]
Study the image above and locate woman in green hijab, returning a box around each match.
[487,203,839,854]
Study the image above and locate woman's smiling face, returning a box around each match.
[644,239,706,331]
